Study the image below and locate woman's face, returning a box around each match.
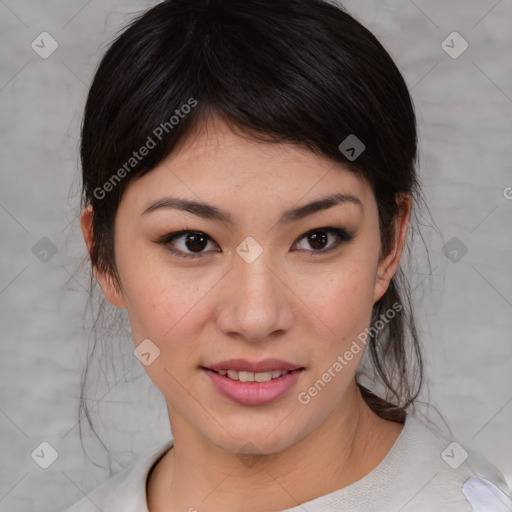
[84,117,408,455]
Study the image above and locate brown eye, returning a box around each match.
[181,232,209,252]
[306,231,329,250]
[293,227,353,255]
[157,230,220,259]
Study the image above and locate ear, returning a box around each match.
[80,206,126,309]
[372,194,411,304]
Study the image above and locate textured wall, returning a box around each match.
[0,1,511,510]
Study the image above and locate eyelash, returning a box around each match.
[155,226,354,260]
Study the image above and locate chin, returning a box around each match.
[205,420,306,458]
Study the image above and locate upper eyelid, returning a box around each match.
[161,227,345,243]
[159,227,351,255]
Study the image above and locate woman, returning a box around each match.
[64,0,511,510]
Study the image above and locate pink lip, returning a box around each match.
[203,368,304,405]
[205,358,303,373]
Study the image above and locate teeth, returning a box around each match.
[218,369,290,382]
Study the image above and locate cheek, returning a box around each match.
[115,241,219,358]
[293,264,376,410]
[291,247,379,399]
[122,271,204,345]
[120,264,210,397]
[296,255,377,340]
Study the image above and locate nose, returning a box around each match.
[215,251,294,343]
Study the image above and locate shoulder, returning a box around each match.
[394,414,512,512]
[62,440,174,512]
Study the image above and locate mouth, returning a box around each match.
[202,367,305,383]
[201,366,306,405]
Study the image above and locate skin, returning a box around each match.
[81,117,411,512]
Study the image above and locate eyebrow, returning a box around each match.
[141,192,363,225]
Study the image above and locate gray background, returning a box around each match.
[1,0,511,510]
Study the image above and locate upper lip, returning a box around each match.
[204,358,304,373]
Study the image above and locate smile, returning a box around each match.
[202,367,305,405]
[213,369,291,382]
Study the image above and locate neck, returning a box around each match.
[147,382,403,512]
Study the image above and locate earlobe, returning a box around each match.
[80,205,127,309]
[97,272,127,309]
[372,195,411,304]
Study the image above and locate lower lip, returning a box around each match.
[203,368,304,405]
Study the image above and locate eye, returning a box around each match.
[156,229,220,259]
[155,226,353,260]
[292,227,353,255]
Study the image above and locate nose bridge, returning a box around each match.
[217,246,290,341]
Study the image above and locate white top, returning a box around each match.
[63,414,512,512]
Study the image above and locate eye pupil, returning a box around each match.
[308,231,327,250]
[186,233,208,252]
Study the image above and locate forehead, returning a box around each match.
[120,118,374,215]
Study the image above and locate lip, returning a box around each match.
[204,358,303,373]
[203,367,305,405]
